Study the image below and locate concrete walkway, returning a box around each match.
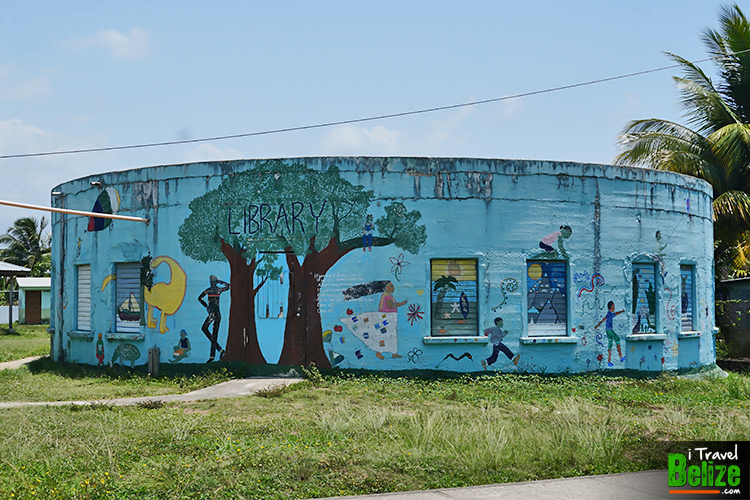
[0,355,45,370]
[1,357,675,499]
[0,355,304,408]
[308,470,673,500]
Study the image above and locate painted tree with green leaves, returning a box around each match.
[179,160,426,368]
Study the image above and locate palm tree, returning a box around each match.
[0,216,51,277]
[433,275,458,318]
[615,4,750,280]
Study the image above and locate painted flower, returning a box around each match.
[390,253,410,281]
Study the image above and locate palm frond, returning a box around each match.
[707,123,750,187]
[615,119,728,191]
[713,190,750,224]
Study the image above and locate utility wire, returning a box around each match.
[1,51,747,160]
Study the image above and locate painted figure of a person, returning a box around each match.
[95,333,105,366]
[362,214,374,252]
[481,317,520,369]
[198,275,230,362]
[378,281,408,312]
[535,225,572,259]
[652,231,668,283]
[595,301,626,367]
[171,329,192,363]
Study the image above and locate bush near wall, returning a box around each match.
[716,300,750,358]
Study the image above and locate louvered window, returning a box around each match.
[632,263,658,333]
[430,259,478,336]
[527,261,567,336]
[681,265,695,332]
[77,265,91,331]
[115,263,141,333]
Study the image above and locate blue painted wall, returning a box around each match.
[49,158,716,374]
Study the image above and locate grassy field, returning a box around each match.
[0,323,51,363]
[0,323,236,402]
[0,367,749,499]
[1,326,748,499]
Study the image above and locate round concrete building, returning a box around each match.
[49,157,716,374]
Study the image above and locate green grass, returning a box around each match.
[0,323,236,403]
[0,358,234,402]
[0,323,51,363]
[0,369,749,499]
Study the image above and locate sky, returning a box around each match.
[0,0,737,236]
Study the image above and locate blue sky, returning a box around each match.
[0,1,733,235]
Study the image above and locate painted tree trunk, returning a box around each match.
[278,252,332,369]
[278,236,362,369]
[220,241,266,364]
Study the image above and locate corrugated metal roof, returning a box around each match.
[16,277,50,289]
[0,261,31,275]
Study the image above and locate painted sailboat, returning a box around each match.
[118,292,140,321]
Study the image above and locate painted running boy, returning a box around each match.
[481,317,520,369]
[595,301,626,367]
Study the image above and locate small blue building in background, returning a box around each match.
[49,157,716,374]
[17,277,51,324]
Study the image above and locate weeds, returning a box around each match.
[301,362,326,387]
[255,384,289,398]
[136,399,165,410]
[0,368,749,499]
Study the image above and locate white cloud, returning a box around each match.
[0,66,50,101]
[0,119,110,233]
[0,119,53,154]
[322,124,401,155]
[498,96,523,119]
[65,27,150,60]
[183,143,242,163]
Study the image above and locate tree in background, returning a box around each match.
[616,4,750,280]
[0,216,51,277]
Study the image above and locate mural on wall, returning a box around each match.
[170,329,192,363]
[491,277,519,311]
[116,263,141,331]
[95,333,105,366]
[664,285,677,321]
[437,352,473,367]
[142,256,188,334]
[527,262,567,333]
[110,343,140,367]
[594,301,627,367]
[481,317,520,369]
[577,273,605,298]
[178,161,426,368]
[406,347,423,363]
[340,280,407,360]
[322,329,344,367]
[649,231,668,283]
[198,275,231,363]
[406,303,424,326]
[389,253,409,282]
[532,225,572,260]
[632,263,657,333]
[362,214,374,252]
[431,259,478,336]
[87,187,120,232]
